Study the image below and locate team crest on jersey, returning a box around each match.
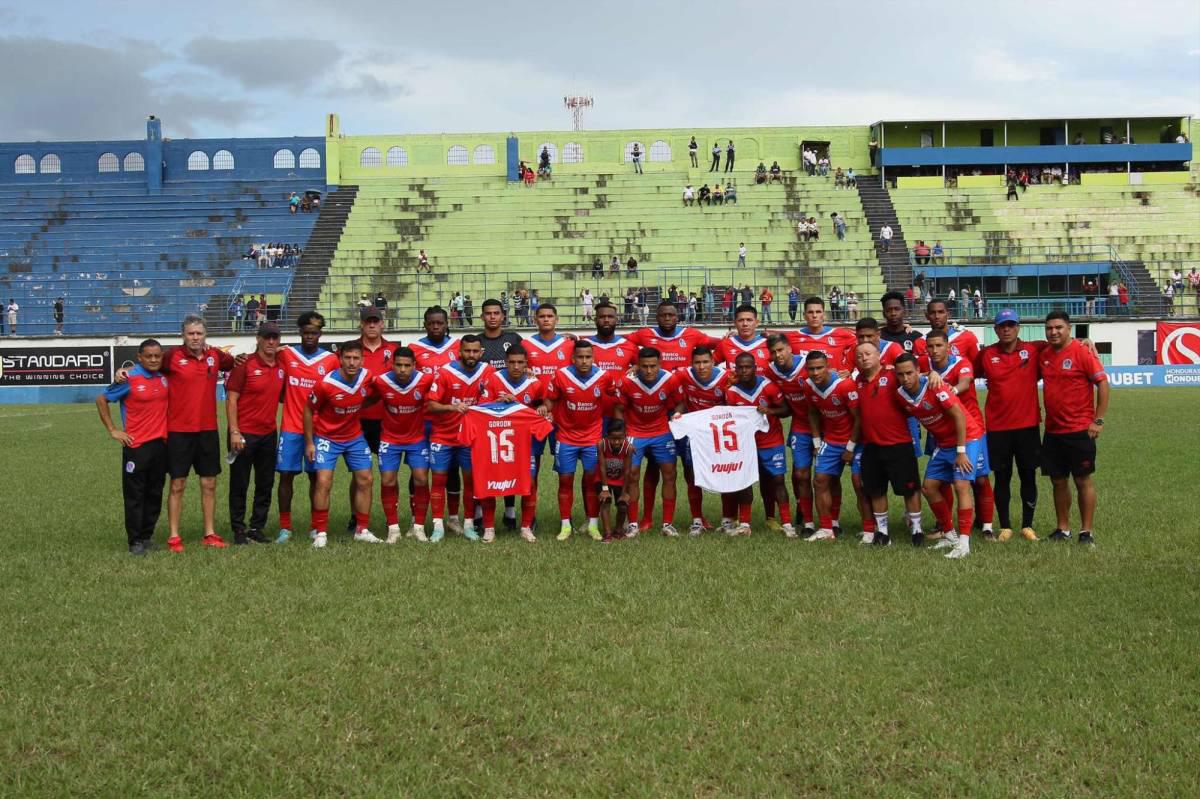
[360,388,368,397]
[827,337,835,345]
[904,341,913,351]
[922,401,932,409]
[523,393,532,403]
[679,340,687,349]
[832,397,841,406]
[414,390,422,400]
[594,388,601,397]
[557,351,564,360]
[277,368,285,379]
[658,391,666,400]
[880,377,889,386]
[207,356,215,366]
[616,348,626,358]
[160,377,167,387]
[318,365,327,375]
[1062,359,1073,369]
[715,388,723,397]
[1018,350,1030,361]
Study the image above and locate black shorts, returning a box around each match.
[860,443,920,497]
[1041,431,1097,478]
[601,483,627,502]
[360,419,382,455]
[987,426,1040,473]
[167,430,221,479]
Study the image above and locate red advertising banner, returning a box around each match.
[1156,322,1200,364]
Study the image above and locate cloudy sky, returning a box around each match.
[1,0,1197,141]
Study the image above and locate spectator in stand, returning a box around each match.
[630,142,643,174]
[769,161,783,183]
[1171,268,1184,295]
[683,184,695,206]
[755,162,768,184]
[623,288,636,323]
[879,224,893,253]
[1107,280,1119,316]
[712,183,724,205]
[698,183,711,205]
[817,155,830,177]
[725,140,736,172]
[592,256,604,279]
[737,243,748,267]
[1083,279,1098,315]
[722,286,735,320]
[1006,172,1019,201]
[538,147,553,178]
[357,293,372,311]
[637,287,650,325]
[868,136,879,167]
[710,141,722,172]
[689,135,699,167]
[610,256,621,276]
[1163,282,1175,315]
[257,295,268,324]
[946,288,957,316]
[832,212,847,240]
[1018,169,1030,192]
[499,291,511,325]
[932,240,944,264]
[1189,267,1200,312]
[787,285,801,322]
[530,289,540,316]
[724,182,738,204]
[1073,133,1086,145]
[243,295,259,331]
[760,286,774,323]
[739,284,753,308]
[846,168,857,188]
[834,167,846,189]
[289,192,300,214]
[847,292,859,320]
[230,295,245,331]
[449,293,463,327]
[627,256,638,276]
[913,240,931,265]
[687,292,698,323]
[905,285,916,309]
[374,291,388,325]
[463,295,474,326]
[829,287,843,321]
[418,249,430,273]
[3,298,16,335]
[1118,282,1130,315]
[973,288,985,319]
[53,296,65,335]
[798,217,811,242]
[807,217,820,241]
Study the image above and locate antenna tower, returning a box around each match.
[563,95,594,131]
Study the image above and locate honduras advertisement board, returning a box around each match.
[1105,364,1200,388]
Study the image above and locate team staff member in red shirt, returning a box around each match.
[163,315,237,551]
[348,305,399,532]
[1039,311,1109,545]
[96,339,169,555]
[224,323,284,544]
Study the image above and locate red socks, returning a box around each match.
[957,507,974,537]
[311,509,329,534]
[831,494,842,520]
[975,479,995,524]
[738,501,752,524]
[430,472,448,519]
[279,511,293,531]
[557,477,574,519]
[779,501,792,525]
[481,499,496,529]
[641,469,659,526]
[687,485,704,520]
[929,500,954,533]
[413,484,429,525]
[627,492,639,528]
[662,498,676,527]
[521,487,537,528]
[354,511,370,531]
[381,484,399,526]
[795,495,813,525]
[819,514,833,529]
[939,482,955,510]
[582,476,600,517]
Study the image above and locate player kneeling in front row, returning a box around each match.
[893,354,984,559]
[595,420,635,541]
[303,340,380,548]
[374,347,434,543]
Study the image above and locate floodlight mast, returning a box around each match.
[563,95,594,131]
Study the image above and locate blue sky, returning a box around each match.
[1,0,1197,141]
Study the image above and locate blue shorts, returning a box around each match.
[313,435,373,472]
[787,431,816,470]
[758,445,787,477]
[908,417,923,457]
[925,437,991,483]
[630,432,676,466]
[555,442,598,474]
[814,441,862,478]
[532,430,557,460]
[276,430,315,474]
[429,442,472,473]
[379,440,430,472]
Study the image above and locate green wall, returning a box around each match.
[881,117,1187,149]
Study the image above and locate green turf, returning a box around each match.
[2,391,1198,797]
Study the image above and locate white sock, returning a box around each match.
[504,508,516,520]
[588,517,599,526]
[561,518,571,526]
[982,522,993,533]
[873,513,889,536]
[907,512,923,534]
[693,517,703,524]
[413,524,425,534]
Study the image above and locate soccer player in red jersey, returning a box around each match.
[303,340,380,549]
[925,298,980,363]
[275,311,339,544]
[409,306,464,530]
[426,334,494,542]
[724,352,792,537]
[973,309,1045,542]
[518,303,571,482]
[544,340,619,541]
[716,304,771,374]
[926,329,995,538]
[484,344,548,542]
[892,353,985,559]
[854,341,923,547]
[673,346,729,533]
[594,420,635,541]
[786,296,858,373]
[766,334,817,536]
[1038,311,1109,545]
[374,347,434,544]
[162,315,237,551]
[628,300,722,531]
[584,302,637,378]
[349,304,399,532]
[855,316,916,369]
[96,338,169,555]
[614,348,686,537]
[803,351,860,542]
[224,322,284,545]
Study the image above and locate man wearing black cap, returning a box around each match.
[224,322,285,544]
[343,305,398,531]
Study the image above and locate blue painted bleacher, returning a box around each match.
[0,179,322,335]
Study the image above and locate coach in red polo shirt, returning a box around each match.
[1039,310,1109,546]
[224,322,284,544]
[163,315,237,551]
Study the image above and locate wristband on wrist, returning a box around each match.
[956,446,967,453]
[813,437,824,449]
[845,441,856,453]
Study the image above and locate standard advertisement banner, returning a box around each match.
[0,346,112,386]
[1106,365,1200,388]
[1156,322,1200,364]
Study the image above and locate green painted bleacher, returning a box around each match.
[320,171,882,328]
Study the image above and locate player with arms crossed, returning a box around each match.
[484,344,548,541]
[673,346,729,534]
[767,334,818,537]
[803,351,861,542]
[303,340,380,548]
[545,340,619,541]
[892,353,985,559]
[374,347,434,543]
[425,334,493,542]
[614,347,685,537]
[594,419,635,542]
[724,352,793,536]
[276,312,339,543]
[1038,311,1109,545]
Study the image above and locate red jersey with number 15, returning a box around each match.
[427,361,494,445]
[546,366,615,446]
[615,370,684,437]
[374,370,433,445]
[309,368,374,442]
[458,404,553,497]
[804,376,859,446]
[894,377,983,448]
[280,345,339,435]
[724,377,785,447]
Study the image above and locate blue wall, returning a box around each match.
[880,142,1192,167]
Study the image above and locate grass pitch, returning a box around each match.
[2,389,1198,797]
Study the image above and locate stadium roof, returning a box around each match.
[873,114,1193,126]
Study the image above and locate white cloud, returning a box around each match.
[970,47,1060,83]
